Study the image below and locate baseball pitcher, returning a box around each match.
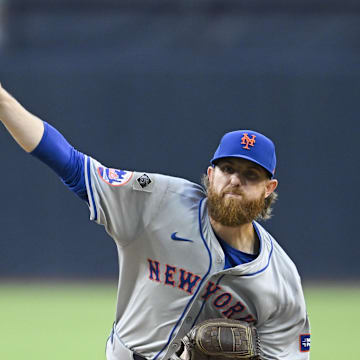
[0,84,310,360]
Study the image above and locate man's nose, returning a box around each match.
[230,173,243,186]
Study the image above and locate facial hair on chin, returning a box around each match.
[207,185,266,227]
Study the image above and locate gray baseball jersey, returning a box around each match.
[84,156,310,360]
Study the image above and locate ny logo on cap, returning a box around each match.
[241,133,256,150]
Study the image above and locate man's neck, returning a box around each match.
[210,217,259,255]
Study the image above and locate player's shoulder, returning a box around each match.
[88,157,201,190]
[134,171,205,199]
[159,173,206,200]
[87,156,206,200]
[134,172,206,215]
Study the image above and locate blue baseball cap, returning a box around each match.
[210,130,276,178]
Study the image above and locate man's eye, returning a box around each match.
[245,171,259,179]
[222,166,234,173]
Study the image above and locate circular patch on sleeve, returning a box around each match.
[97,167,133,186]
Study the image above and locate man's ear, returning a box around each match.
[265,179,278,198]
[207,166,214,184]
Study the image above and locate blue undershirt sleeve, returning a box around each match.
[30,121,88,202]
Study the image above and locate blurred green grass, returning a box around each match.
[0,282,116,360]
[0,282,359,359]
[304,284,360,359]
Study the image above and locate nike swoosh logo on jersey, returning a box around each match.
[171,232,194,243]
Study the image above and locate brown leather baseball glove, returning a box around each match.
[174,318,262,360]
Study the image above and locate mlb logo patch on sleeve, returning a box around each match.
[97,166,133,186]
[300,334,311,352]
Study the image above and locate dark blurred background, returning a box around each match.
[0,0,359,281]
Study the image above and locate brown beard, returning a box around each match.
[207,185,266,227]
